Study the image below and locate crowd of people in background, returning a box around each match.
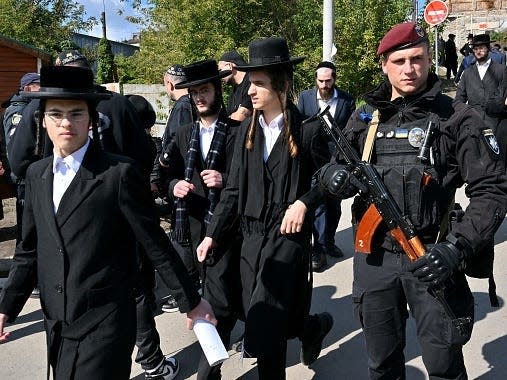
[0,22,506,380]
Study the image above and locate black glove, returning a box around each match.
[407,236,472,286]
[318,163,358,199]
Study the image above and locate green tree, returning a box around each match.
[0,0,96,55]
[122,0,410,96]
[96,37,117,84]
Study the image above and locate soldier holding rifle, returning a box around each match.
[318,22,507,379]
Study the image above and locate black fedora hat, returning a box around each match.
[175,60,231,89]
[472,34,494,46]
[21,66,111,101]
[236,37,304,72]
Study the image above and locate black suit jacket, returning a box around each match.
[454,61,507,129]
[297,87,355,129]
[165,114,240,248]
[0,143,200,328]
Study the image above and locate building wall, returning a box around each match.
[449,0,507,13]
[0,45,38,106]
[443,3,507,56]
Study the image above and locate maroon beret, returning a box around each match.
[377,22,428,56]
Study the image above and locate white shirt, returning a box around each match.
[259,113,284,162]
[317,88,339,117]
[477,58,491,80]
[199,118,218,160]
[52,139,89,213]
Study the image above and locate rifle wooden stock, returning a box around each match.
[355,204,382,254]
[355,204,427,261]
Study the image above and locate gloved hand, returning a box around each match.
[407,237,472,286]
[318,163,358,199]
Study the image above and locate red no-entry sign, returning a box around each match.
[424,0,449,26]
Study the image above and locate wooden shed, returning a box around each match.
[0,34,52,109]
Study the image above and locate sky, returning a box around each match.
[80,0,147,42]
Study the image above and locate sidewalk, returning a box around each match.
[1,188,506,379]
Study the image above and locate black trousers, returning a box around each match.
[134,252,164,370]
[353,249,474,380]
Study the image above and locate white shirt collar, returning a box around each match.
[52,138,90,174]
[199,117,218,133]
[476,58,491,68]
[259,113,284,130]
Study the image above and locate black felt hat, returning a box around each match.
[471,34,494,46]
[175,60,231,89]
[235,37,304,72]
[21,66,111,101]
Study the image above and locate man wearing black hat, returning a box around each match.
[318,22,507,379]
[161,59,243,379]
[218,50,253,122]
[454,34,507,130]
[160,64,194,154]
[444,33,458,80]
[197,37,333,379]
[459,33,474,57]
[9,49,155,181]
[0,65,215,379]
[297,61,355,271]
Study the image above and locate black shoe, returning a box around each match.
[311,250,327,272]
[300,312,334,366]
[325,245,344,258]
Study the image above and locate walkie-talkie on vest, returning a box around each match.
[417,119,437,163]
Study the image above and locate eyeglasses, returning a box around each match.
[44,111,88,123]
[189,87,211,98]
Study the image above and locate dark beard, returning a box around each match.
[319,88,333,100]
[199,97,222,117]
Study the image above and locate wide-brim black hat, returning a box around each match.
[235,37,304,72]
[21,66,111,101]
[471,34,494,46]
[175,60,231,89]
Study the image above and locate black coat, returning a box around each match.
[0,143,200,378]
[454,61,507,130]
[165,113,243,320]
[165,113,240,251]
[206,105,330,356]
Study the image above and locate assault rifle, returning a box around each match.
[312,106,471,335]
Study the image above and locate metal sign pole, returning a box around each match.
[435,27,439,74]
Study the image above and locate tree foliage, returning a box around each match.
[123,0,410,97]
[0,0,96,55]
[96,37,117,84]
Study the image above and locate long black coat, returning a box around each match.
[454,61,507,130]
[206,105,330,356]
[0,143,200,379]
[165,114,242,319]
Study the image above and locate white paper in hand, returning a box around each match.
[193,319,229,366]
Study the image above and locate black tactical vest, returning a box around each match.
[368,113,451,243]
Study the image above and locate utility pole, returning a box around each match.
[323,0,334,62]
[101,0,107,38]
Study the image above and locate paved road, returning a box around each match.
[1,187,506,379]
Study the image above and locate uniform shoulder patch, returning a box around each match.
[481,129,500,156]
[11,113,22,126]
